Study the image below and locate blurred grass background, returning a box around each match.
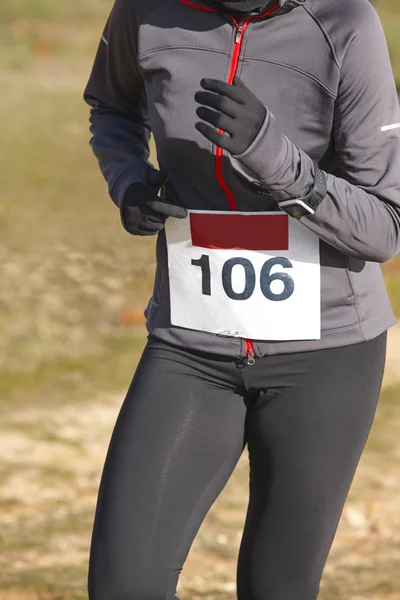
[0,1,400,599]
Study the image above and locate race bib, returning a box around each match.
[165,211,321,341]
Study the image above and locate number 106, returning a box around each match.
[191,255,295,302]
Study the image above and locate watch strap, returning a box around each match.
[279,168,327,219]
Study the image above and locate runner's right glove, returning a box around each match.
[121,173,187,236]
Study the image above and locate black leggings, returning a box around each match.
[88,332,387,600]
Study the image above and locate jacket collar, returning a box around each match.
[180,0,307,16]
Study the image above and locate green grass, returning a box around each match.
[0,329,145,412]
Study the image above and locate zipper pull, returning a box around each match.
[235,23,244,43]
[246,348,256,366]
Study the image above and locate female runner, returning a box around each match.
[84,0,400,598]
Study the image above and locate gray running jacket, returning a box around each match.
[84,0,400,359]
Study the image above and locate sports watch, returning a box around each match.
[278,168,327,219]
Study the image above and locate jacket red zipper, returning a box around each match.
[181,0,279,364]
[222,16,255,363]
[222,6,279,364]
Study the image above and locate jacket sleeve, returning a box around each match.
[300,5,400,263]
[83,0,156,210]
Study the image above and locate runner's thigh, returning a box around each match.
[237,332,387,600]
[88,339,247,600]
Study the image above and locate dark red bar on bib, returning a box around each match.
[190,212,289,251]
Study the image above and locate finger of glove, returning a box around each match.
[126,214,164,232]
[124,204,164,226]
[196,107,235,136]
[195,122,235,153]
[194,91,239,118]
[200,79,243,103]
[140,207,167,224]
[147,200,188,219]
[143,213,167,231]
[232,76,252,93]
[233,76,260,103]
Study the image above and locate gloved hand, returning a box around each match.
[121,171,187,236]
[195,77,295,193]
[195,76,266,156]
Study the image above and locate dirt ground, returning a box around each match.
[1,326,400,600]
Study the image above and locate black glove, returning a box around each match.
[195,76,305,198]
[195,76,266,156]
[121,172,187,236]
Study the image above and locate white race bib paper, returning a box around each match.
[165,211,321,341]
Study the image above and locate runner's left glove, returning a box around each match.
[121,175,187,236]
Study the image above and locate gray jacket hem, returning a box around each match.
[146,311,396,358]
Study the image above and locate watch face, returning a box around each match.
[281,200,315,219]
[296,206,309,218]
[287,205,306,219]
